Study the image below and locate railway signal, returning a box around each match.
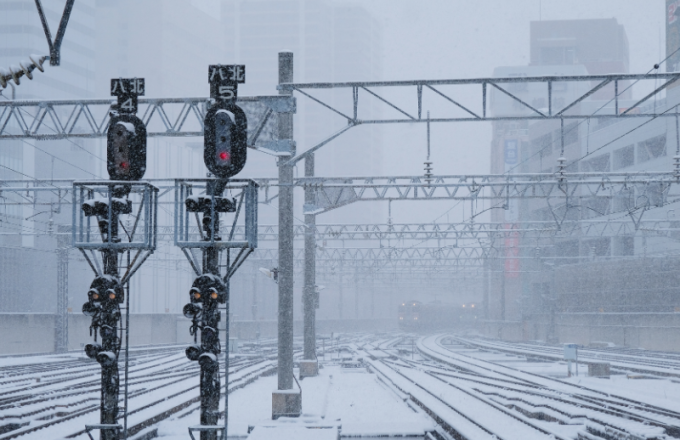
[82,276,123,367]
[183,274,227,364]
[108,78,147,181]
[204,65,248,179]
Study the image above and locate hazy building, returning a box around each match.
[489,18,637,323]
[221,0,384,225]
[530,19,629,75]
[0,1,101,315]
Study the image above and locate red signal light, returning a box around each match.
[219,151,230,161]
[120,162,129,169]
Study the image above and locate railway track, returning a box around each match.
[3,333,680,440]
[358,334,680,440]
[454,336,680,378]
[0,342,279,440]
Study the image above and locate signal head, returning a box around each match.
[88,276,124,306]
[186,345,201,361]
[82,302,99,317]
[84,343,102,359]
[190,287,201,302]
[183,303,203,320]
[107,115,147,181]
[204,104,247,179]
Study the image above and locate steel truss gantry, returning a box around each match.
[230,220,680,242]
[277,72,680,164]
[5,170,680,203]
[5,174,680,243]
[0,95,294,155]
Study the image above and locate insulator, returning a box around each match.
[424,161,434,185]
[0,55,48,90]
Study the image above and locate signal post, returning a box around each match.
[74,78,158,440]
[176,64,258,440]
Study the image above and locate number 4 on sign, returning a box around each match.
[121,98,134,111]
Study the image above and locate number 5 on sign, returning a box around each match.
[219,86,235,100]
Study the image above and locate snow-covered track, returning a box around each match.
[0,344,278,440]
[455,337,680,378]
[411,334,680,439]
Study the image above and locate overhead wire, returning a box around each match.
[429,47,680,233]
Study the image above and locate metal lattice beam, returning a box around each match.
[277,72,680,164]
[0,96,294,155]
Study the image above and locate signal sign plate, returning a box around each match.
[110,78,145,96]
[209,65,246,84]
[110,78,145,114]
[209,65,246,101]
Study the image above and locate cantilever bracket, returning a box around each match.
[34,0,75,66]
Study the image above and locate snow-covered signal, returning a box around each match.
[205,66,248,179]
[107,78,147,181]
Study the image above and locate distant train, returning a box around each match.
[398,300,478,330]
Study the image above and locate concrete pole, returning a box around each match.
[338,258,343,320]
[55,226,69,353]
[276,52,295,392]
[354,265,359,319]
[251,263,258,322]
[483,258,489,320]
[370,269,375,318]
[303,154,317,361]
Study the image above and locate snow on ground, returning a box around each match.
[461,343,680,412]
[156,363,433,439]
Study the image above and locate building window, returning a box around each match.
[584,238,610,257]
[531,133,552,157]
[618,236,634,256]
[637,135,666,164]
[580,153,610,172]
[539,46,577,65]
[612,145,634,170]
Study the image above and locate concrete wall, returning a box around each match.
[0,314,398,355]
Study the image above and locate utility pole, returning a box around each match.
[338,257,344,320]
[55,225,69,353]
[300,152,318,378]
[483,257,489,320]
[370,268,375,318]
[354,265,359,319]
[273,51,301,418]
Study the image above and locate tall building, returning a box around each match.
[530,19,629,75]
[221,0,384,224]
[489,18,633,323]
[0,0,99,315]
[219,0,384,321]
